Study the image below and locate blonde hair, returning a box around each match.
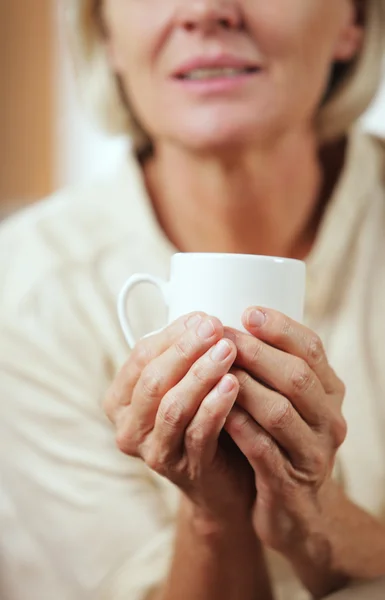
[66,1,385,152]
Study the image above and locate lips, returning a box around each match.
[173,56,261,81]
[177,66,259,80]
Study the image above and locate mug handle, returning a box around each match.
[117,273,170,348]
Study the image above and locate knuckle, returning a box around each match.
[280,316,293,339]
[185,422,206,454]
[115,425,136,456]
[267,400,293,431]
[250,434,274,462]
[232,369,250,394]
[307,335,325,367]
[200,398,220,423]
[230,408,250,435]
[190,361,209,386]
[183,312,206,330]
[331,415,348,448]
[120,359,135,382]
[158,394,185,429]
[143,444,168,475]
[141,365,164,399]
[290,360,313,394]
[132,340,153,369]
[267,315,292,346]
[174,335,195,361]
[209,316,224,334]
[307,446,326,476]
[250,340,264,364]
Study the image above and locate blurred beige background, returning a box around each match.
[0,1,55,213]
[0,2,384,215]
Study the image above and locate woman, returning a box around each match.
[0,1,385,599]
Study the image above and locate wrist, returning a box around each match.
[180,495,255,540]
[282,482,349,596]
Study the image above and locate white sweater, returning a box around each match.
[0,129,384,600]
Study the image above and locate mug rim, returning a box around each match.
[172,252,305,266]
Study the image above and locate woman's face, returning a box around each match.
[103,0,363,151]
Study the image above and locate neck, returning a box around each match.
[144,128,339,260]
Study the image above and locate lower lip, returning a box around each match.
[172,70,261,94]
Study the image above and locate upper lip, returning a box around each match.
[172,55,261,78]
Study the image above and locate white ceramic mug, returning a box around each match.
[118,253,306,348]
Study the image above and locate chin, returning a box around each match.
[165,109,286,155]
[171,121,264,154]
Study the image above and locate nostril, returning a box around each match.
[219,16,244,31]
[178,6,244,33]
[185,21,196,32]
[219,18,231,29]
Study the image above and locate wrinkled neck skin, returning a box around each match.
[143,127,346,260]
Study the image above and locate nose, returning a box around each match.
[175,0,243,33]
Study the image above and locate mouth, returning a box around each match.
[176,66,260,81]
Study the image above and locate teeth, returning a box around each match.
[183,67,249,80]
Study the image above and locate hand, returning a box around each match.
[105,313,256,527]
[224,307,347,554]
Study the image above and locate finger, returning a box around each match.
[112,316,224,452]
[184,375,239,464]
[114,404,138,456]
[108,313,206,415]
[105,313,206,422]
[132,315,225,435]
[233,368,319,471]
[137,313,207,366]
[123,313,207,399]
[225,405,284,482]
[225,328,327,427]
[151,341,237,461]
[242,308,340,395]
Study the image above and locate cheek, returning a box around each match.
[246,1,341,77]
[108,7,168,124]
[106,0,163,84]
[244,1,342,115]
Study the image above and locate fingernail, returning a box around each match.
[218,375,235,394]
[247,309,266,328]
[211,339,231,362]
[197,318,216,340]
[186,314,202,329]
